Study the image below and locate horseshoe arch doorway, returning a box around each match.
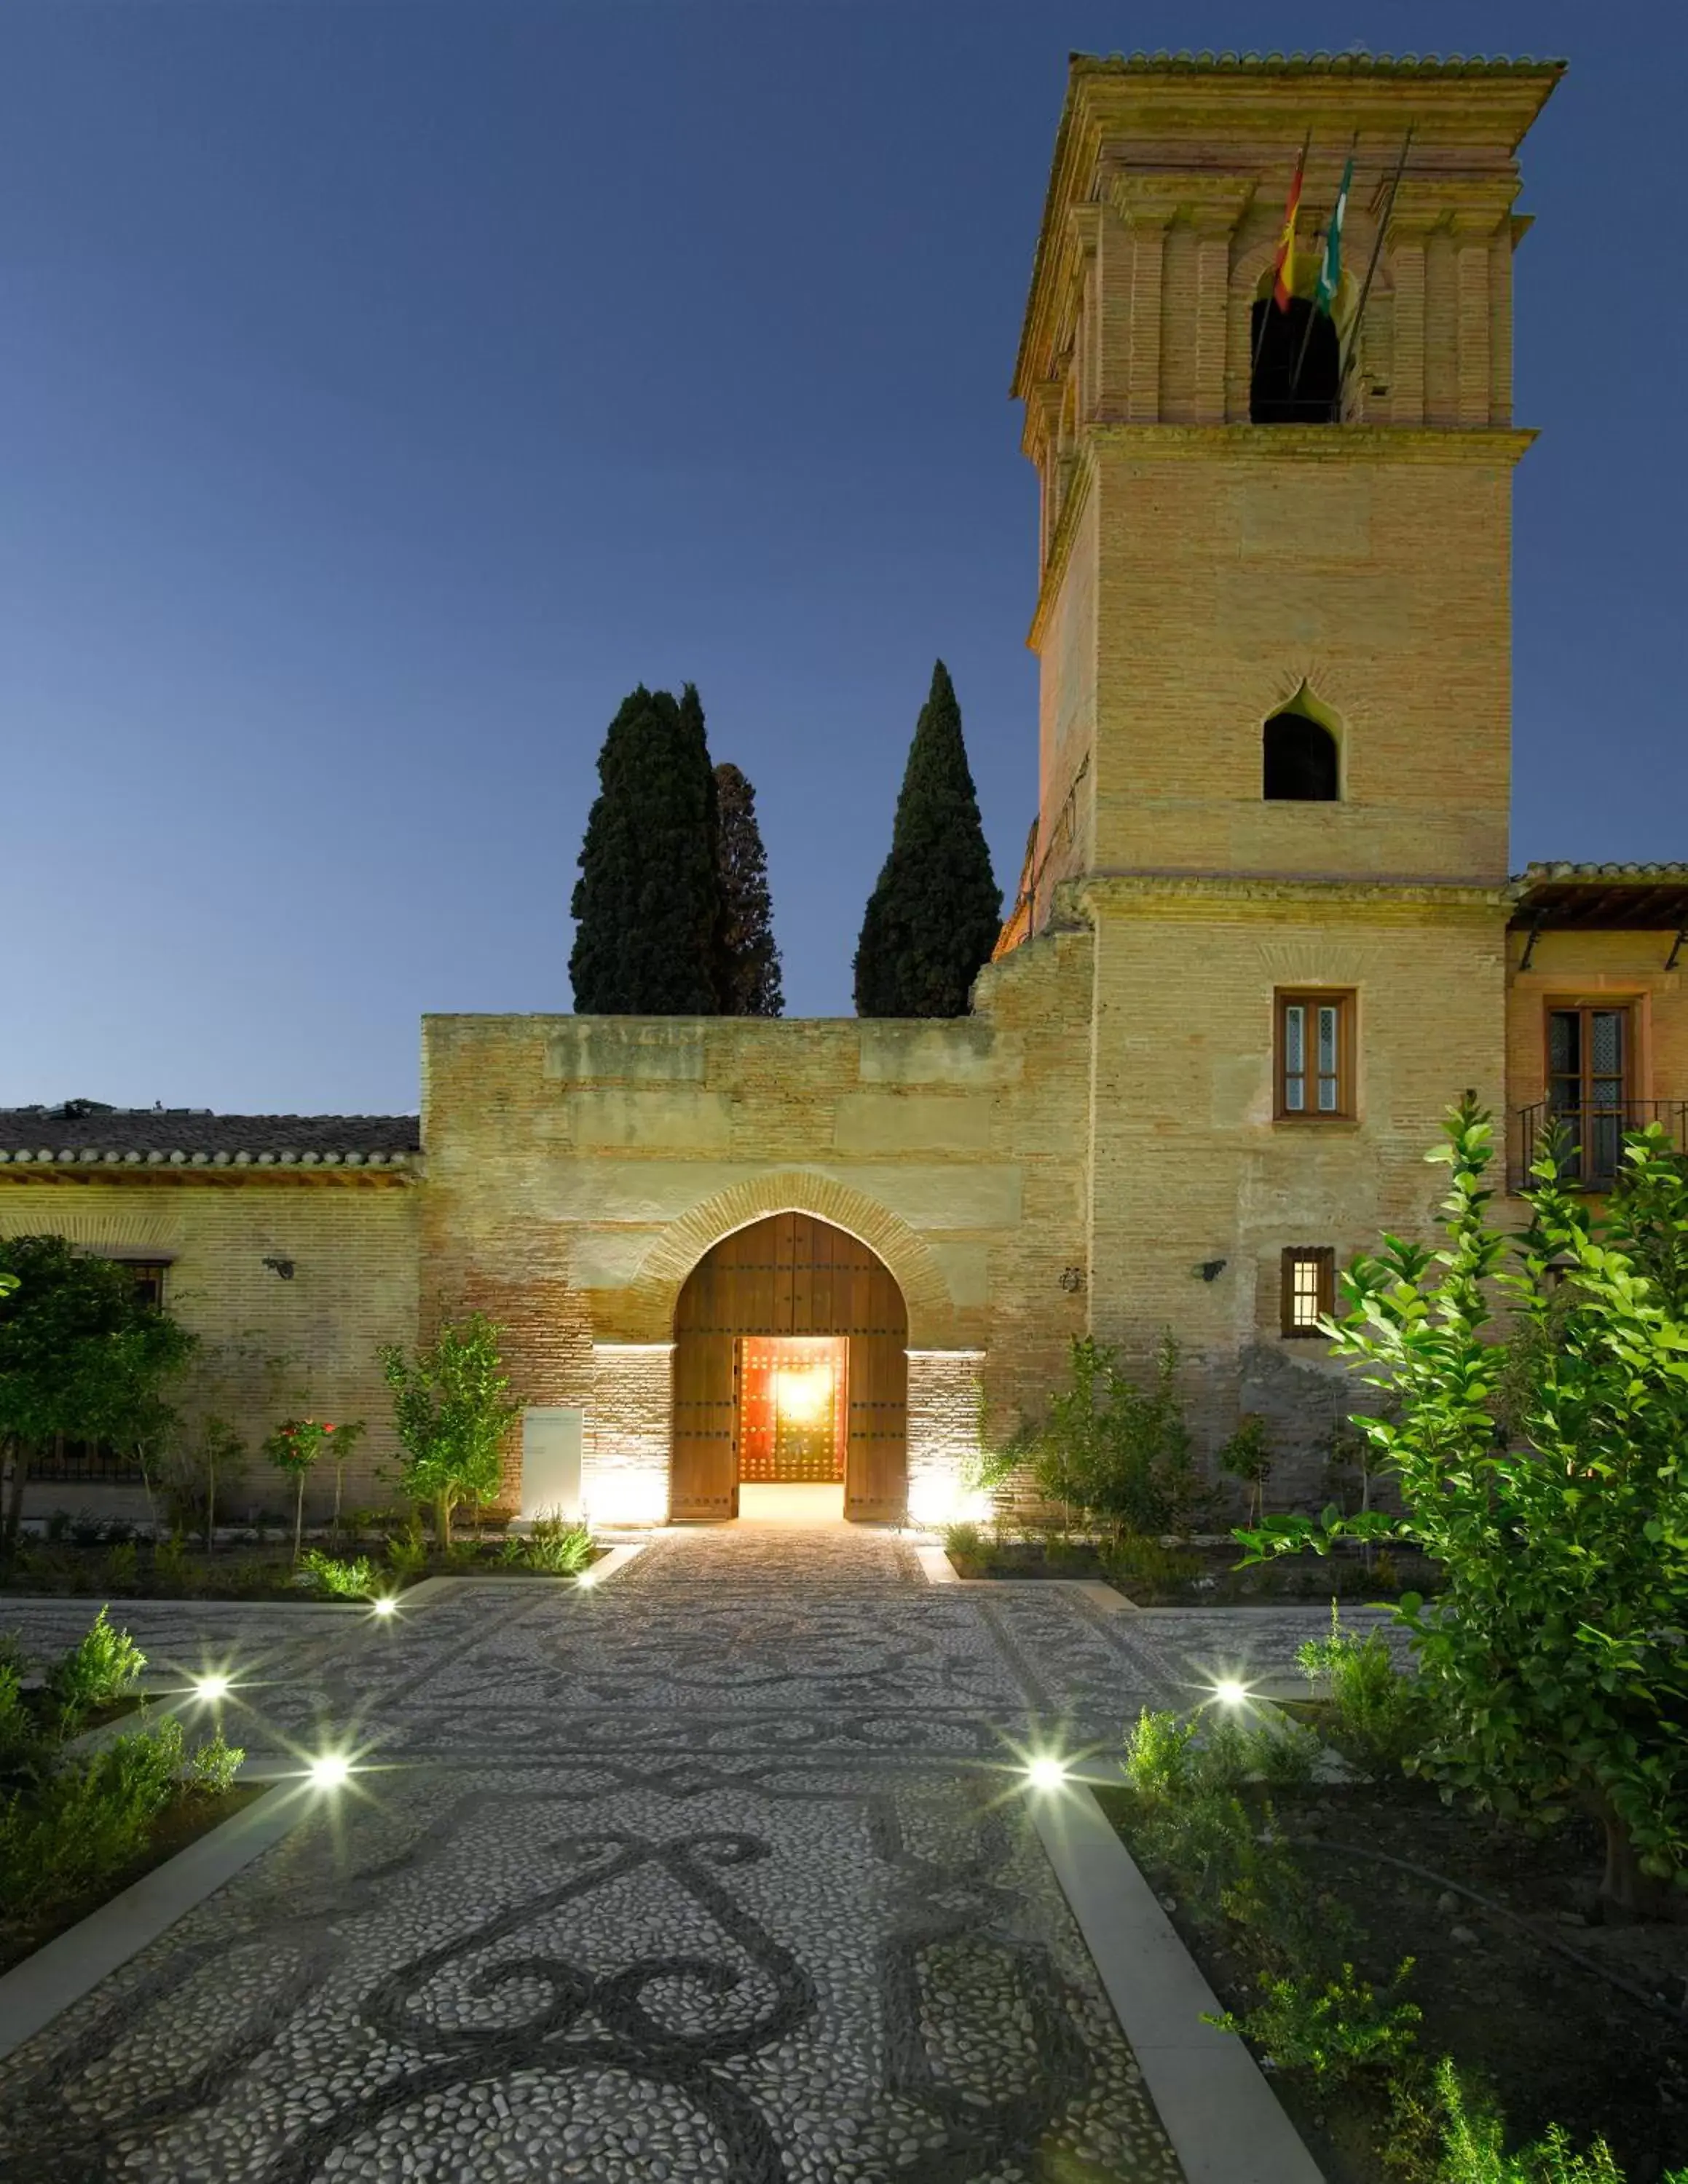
[670,1212,908,1522]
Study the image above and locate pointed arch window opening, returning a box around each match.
[1263,689,1342,802]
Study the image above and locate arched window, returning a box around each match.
[1250,295,1341,424]
[1263,708,1339,801]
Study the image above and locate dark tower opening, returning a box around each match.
[1250,298,1341,424]
[1263,711,1339,801]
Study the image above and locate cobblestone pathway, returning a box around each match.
[0,1529,1367,2183]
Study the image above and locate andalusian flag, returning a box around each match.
[1271,141,1307,311]
[1314,157,1354,317]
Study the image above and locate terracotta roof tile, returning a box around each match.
[0,1108,420,1168]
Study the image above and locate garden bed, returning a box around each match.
[1,1530,604,1600]
[0,1776,266,1976]
[942,1532,1443,1605]
[1097,1772,1688,2183]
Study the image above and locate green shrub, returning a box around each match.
[1395,2057,1678,2184]
[1242,1709,1324,1792]
[1298,1604,1429,1780]
[0,1664,44,1787]
[299,1548,374,1600]
[1206,1959,1420,2086]
[0,1717,183,1916]
[384,1530,428,1582]
[942,1519,982,1561]
[44,1607,144,1729]
[1124,1707,1199,1802]
[502,1514,593,1575]
[103,1540,139,1591]
[1102,1535,1201,1599]
[153,1532,191,1592]
[186,1730,243,1796]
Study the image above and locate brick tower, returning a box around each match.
[1006,52,1563,1454]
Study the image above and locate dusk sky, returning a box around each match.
[4,1,1681,1116]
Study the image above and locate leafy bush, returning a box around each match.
[501,1514,593,1575]
[154,1532,191,1591]
[1206,1961,1420,2086]
[103,1541,138,1591]
[186,1730,243,1797]
[941,1519,983,1561]
[1298,1604,1430,1781]
[1020,1333,1200,1540]
[1239,1102,1688,1916]
[299,1549,374,1600]
[1217,1412,1274,1526]
[1390,2057,1685,2184]
[44,1607,143,1730]
[384,1530,428,1581]
[0,1663,44,1787]
[1101,1534,1202,1600]
[380,1315,518,1550]
[1124,1706,1199,1800]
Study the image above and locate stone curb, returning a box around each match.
[0,1779,312,2064]
[1032,1772,1326,2184]
[912,1540,1137,1611]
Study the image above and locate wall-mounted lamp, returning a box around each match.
[1059,1266,1086,1294]
[261,1256,296,1281]
[1194,1259,1228,1283]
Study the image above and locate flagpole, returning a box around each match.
[1290,129,1358,397]
[1253,127,1311,377]
[1340,125,1413,395]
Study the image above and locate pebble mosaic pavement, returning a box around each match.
[0,1530,1384,2183]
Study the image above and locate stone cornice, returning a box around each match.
[1068,871,1511,919]
[0,1162,419,1188]
[1083,423,1538,463]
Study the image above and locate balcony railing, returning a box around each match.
[1510,1100,1688,1193]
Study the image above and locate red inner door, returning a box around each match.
[737,1335,847,1483]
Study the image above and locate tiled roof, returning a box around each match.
[1071,50,1564,79]
[1510,866,1688,933]
[0,1108,421,1170]
[1515,863,1688,884]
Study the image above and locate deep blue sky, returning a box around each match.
[4,2,1681,1115]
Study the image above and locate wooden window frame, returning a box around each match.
[1274,989,1357,1120]
[1280,1246,1336,1338]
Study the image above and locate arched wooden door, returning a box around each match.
[671,1212,908,1522]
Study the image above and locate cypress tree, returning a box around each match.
[713,762,784,1016]
[569,684,722,1013]
[853,660,1001,1017]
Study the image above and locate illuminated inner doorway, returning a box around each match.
[738,1336,848,1484]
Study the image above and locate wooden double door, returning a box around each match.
[671,1212,907,1522]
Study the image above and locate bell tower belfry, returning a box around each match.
[998,52,1564,1449]
[1012,51,1563,921]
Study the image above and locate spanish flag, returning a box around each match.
[1271,142,1307,312]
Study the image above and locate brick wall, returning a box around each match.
[0,1176,419,1519]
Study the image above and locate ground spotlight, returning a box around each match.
[369,1595,399,1618]
[192,1673,232,1702]
[1025,1754,1068,1792]
[307,1752,353,1789]
[1212,1677,1251,1707]
[577,1568,598,1589]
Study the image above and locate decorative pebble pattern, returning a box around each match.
[0,1528,1373,2180]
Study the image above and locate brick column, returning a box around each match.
[1191,212,1236,423]
[904,1348,987,1527]
[585,1342,674,1527]
[1454,215,1494,424]
[1388,216,1433,424]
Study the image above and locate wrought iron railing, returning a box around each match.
[1509,1100,1688,1194]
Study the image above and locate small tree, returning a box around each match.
[853,660,1001,1018]
[0,1237,195,1546]
[712,761,784,1015]
[1025,1333,1197,1543]
[1216,1412,1274,1527]
[263,1418,340,1562]
[1239,1101,1688,1920]
[379,1315,518,1548]
[162,1334,301,1545]
[569,683,723,1014]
